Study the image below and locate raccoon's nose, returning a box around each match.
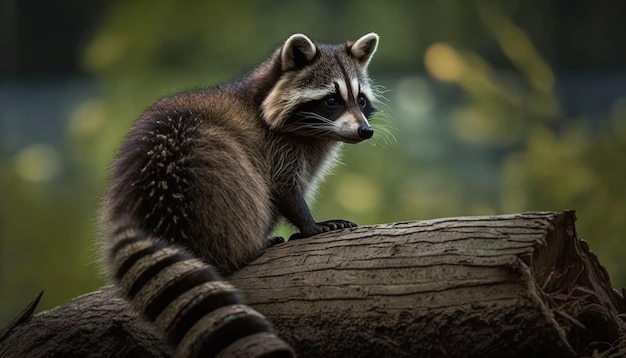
[358,125,374,139]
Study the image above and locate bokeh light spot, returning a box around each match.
[424,42,464,82]
[15,144,62,183]
[68,100,106,138]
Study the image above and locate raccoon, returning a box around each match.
[99,32,379,357]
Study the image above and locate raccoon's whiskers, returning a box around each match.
[296,111,338,126]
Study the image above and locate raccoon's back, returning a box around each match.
[97,92,293,357]
[101,90,273,273]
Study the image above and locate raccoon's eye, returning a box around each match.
[357,94,368,108]
[325,95,340,107]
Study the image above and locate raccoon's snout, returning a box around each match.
[358,125,374,139]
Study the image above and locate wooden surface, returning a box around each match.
[1,211,624,357]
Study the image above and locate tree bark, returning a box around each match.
[1,211,624,357]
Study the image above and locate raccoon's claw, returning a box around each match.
[289,219,358,240]
[317,219,358,231]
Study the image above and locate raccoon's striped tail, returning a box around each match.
[108,222,296,358]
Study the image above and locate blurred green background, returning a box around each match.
[2,0,626,326]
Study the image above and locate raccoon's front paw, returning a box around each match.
[289,219,357,240]
[316,219,357,231]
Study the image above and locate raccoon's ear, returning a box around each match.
[349,33,379,68]
[281,34,317,71]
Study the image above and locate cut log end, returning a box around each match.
[530,210,626,356]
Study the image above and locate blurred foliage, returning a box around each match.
[2,0,626,326]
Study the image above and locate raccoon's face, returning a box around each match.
[262,33,379,143]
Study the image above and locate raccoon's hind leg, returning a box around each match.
[267,236,286,247]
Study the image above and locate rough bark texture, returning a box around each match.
[1,211,625,357]
[0,289,169,358]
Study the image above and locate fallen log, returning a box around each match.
[1,211,624,357]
